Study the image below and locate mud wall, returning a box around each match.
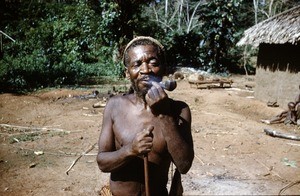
[254,43,300,108]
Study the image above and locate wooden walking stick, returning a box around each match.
[143,126,154,196]
[144,154,150,196]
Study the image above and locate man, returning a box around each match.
[97,36,194,196]
[261,102,297,125]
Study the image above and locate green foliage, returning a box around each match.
[1,0,299,92]
[98,1,121,45]
[0,0,123,92]
[98,0,155,48]
[164,31,203,68]
[199,0,243,74]
[140,1,205,68]
[140,0,244,73]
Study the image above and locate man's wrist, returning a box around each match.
[150,98,172,114]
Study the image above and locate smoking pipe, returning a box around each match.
[148,75,177,91]
[159,80,177,91]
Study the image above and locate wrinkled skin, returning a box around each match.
[97,44,194,196]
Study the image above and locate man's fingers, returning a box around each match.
[147,82,165,99]
[151,82,165,96]
[145,125,154,134]
[148,87,159,99]
[151,82,161,88]
[143,126,154,139]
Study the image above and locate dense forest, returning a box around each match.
[0,0,299,92]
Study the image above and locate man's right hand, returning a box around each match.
[131,126,154,156]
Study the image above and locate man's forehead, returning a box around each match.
[123,37,165,67]
[129,45,158,58]
[124,36,164,53]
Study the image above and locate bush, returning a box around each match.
[164,32,203,68]
[0,1,124,92]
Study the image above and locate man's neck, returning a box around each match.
[133,92,150,110]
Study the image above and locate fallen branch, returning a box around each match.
[252,157,284,181]
[194,154,205,166]
[287,143,300,147]
[0,124,85,138]
[279,180,300,195]
[264,129,300,141]
[82,113,102,117]
[13,145,98,157]
[65,142,97,175]
[0,123,66,133]
[9,131,70,138]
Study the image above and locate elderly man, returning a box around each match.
[97,36,194,195]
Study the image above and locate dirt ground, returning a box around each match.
[0,74,299,195]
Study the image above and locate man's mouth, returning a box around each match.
[136,75,162,91]
[139,76,151,85]
[139,79,151,88]
[140,75,162,83]
[136,77,151,88]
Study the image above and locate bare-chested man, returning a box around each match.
[97,36,194,196]
[261,102,297,125]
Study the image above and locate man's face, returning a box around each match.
[126,44,164,95]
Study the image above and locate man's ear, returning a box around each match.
[125,68,130,79]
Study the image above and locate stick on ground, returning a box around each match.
[0,123,66,133]
[264,128,300,141]
[65,142,97,175]
[279,180,300,195]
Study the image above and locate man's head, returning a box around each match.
[288,102,296,111]
[123,37,166,97]
[123,36,165,68]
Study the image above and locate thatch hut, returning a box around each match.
[237,5,300,108]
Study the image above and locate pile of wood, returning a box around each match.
[188,73,233,89]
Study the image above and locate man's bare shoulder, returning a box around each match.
[105,93,134,107]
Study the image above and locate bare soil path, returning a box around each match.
[0,75,299,195]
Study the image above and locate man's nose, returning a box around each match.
[139,62,152,74]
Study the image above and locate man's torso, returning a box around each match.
[109,94,179,195]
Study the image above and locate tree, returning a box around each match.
[149,0,205,34]
[199,0,243,73]
[253,0,299,24]
[142,1,205,68]
[0,1,120,91]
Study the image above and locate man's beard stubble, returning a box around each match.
[131,79,149,101]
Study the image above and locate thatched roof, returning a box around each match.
[237,5,300,47]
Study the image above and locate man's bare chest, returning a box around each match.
[112,110,173,153]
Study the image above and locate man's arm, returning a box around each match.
[145,82,194,174]
[162,102,194,174]
[96,98,132,172]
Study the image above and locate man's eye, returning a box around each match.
[149,60,158,66]
[132,61,141,68]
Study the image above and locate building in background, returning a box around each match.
[237,5,300,107]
